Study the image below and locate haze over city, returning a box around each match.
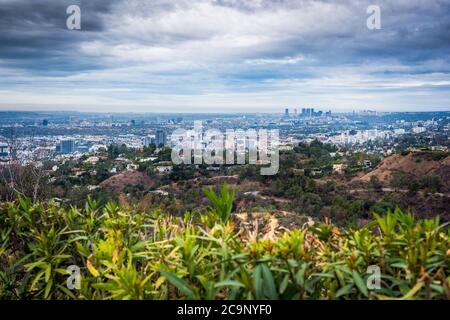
[0,0,450,113]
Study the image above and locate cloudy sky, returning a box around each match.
[0,0,449,113]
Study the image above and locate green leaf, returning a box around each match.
[399,282,424,300]
[57,284,76,299]
[253,265,262,299]
[312,272,335,278]
[295,263,307,288]
[24,259,46,271]
[44,278,53,299]
[159,270,197,300]
[279,274,290,294]
[214,280,245,288]
[335,284,354,298]
[391,263,408,270]
[44,264,51,282]
[261,264,278,299]
[352,270,368,298]
[30,270,45,290]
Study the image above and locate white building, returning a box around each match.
[127,164,139,171]
[155,166,173,173]
[412,127,426,134]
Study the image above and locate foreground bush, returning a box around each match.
[0,192,449,300]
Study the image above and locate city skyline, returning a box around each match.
[0,0,450,113]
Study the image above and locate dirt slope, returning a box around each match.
[356,153,450,188]
[99,170,154,193]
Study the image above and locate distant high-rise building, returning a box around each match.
[311,108,315,116]
[42,119,49,126]
[155,129,167,147]
[131,119,136,126]
[0,144,9,157]
[284,108,289,116]
[143,136,155,147]
[305,108,311,117]
[301,108,306,116]
[294,108,298,115]
[60,140,75,154]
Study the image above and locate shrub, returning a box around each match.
[0,196,449,300]
[203,183,235,223]
[419,175,443,193]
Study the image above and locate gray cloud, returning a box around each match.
[0,0,449,111]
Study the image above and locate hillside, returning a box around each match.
[355,152,450,189]
[99,170,154,194]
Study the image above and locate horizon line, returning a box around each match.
[0,109,449,115]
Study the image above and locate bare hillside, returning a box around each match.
[356,152,450,188]
[99,170,154,193]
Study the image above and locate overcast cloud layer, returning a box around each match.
[0,0,449,113]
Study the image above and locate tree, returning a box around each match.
[420,175,442,193]
[391,171,408,192]
[0,127,49,202]
[369,176,382,193]
[408,180,420,195]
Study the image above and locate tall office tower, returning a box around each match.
[311,108,315,116]
[301,108,306,116]
[284,108,289,116]
[305,108,310,117]
[0,144,9,157]
[294,108,298,115]
[155,129,167,147]
[60,140,75,154]
[143,136,155,147]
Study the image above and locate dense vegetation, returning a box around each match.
[1,185,449,300]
